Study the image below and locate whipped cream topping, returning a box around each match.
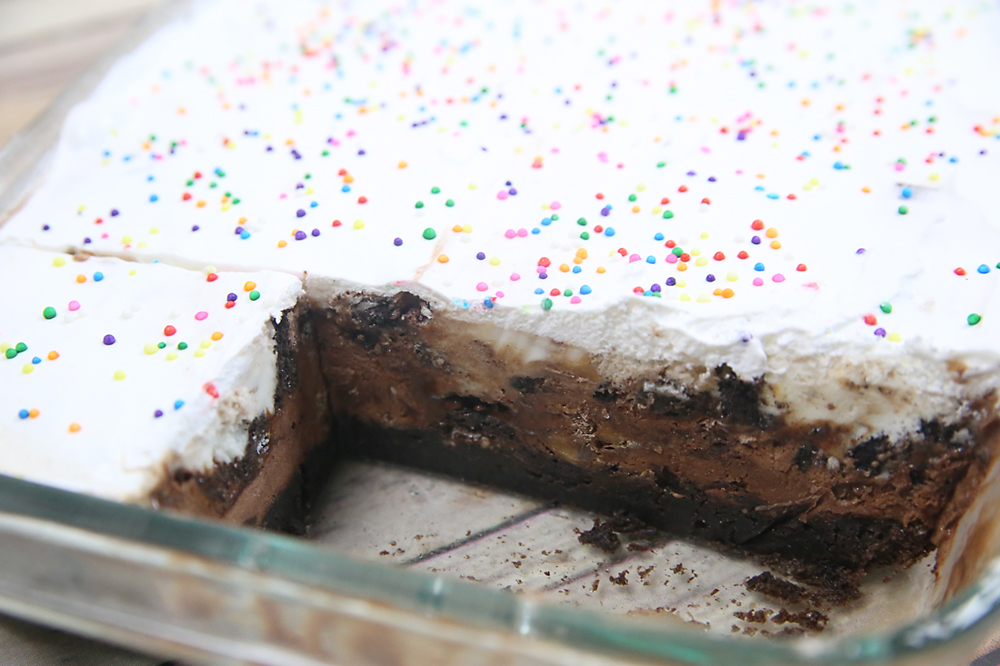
[4,0,1000,441]
[0,247,301,501]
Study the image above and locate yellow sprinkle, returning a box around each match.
[770,240,782,249]
[22,364,33,374]
[0,343,10,353]
[636,183,647,191]
[468,183,478,190]
[200,340,212,349]
[680,293,691,301]
[700,231,710,239]
[166,352,177,361]
[489,257,501,266]
[150,227,159,234]
[137,242,147,249]
[305,187,315,195]
[676,280,687,288]
[52,257,66,267]
[77,205,86,214]
[462,224,473,233]
[211,332,223,341]
[677,262,688,271]
[437,254,449,263]
[727,272,739,282]
[194,349,205,358]
[929,173,940,181]
[353,219,365,230]
[244,281,256,292]
[69,423,81,433]
[690,248,701,256]
[542,203,550,210]
[122,235,133,245]
[129,270,137,276]
[597,266,606,274]
[652,206,663,214]
[695,257,708,267]
[143,343,158,355]
[113,370,126,380]
[697,294,712,303]
[888,332,902,342]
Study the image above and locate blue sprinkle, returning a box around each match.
[572,265,581,273]
[604,227,616,237]
[310,201,318,208]
[654,233,664,241]
[18,410,29,419]
[645,256,656,264]
[147,175,154,181]
[240,230,251,239]
[484,298,494,309]
[833,161,845,170]
[93,272,104,282]
[754,262,765,271]
[531,228,540,234]
[342,185,351,192]
[751,236,761,245]
[534,288,544,295]
[766,192,779,199]
[174,400,184,410]
[978,264,990,274]
[541,217,552,226]
[901,186,913,199]
[580,285,592,295]
[950,156,958,163]
[755,185,765,191]
[31,357,41,365]
[149,194,159,202]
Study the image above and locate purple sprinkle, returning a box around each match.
[291,149,301,159]
[110,209,119,217]
[192,225,200,232]
[751,236,761,245]
[234,226,244,235]
[311,228,320,237]
[393,237,403,246]
[737,130,747,141]
[42,225,50,231]
[103,334,116,346]
[706,274,716,282]
[708,176,716,182]
[650,284,661,292]
[296,209,306,218]
[296,183,304,189]
[266,146,273,152]
[358,149,366,155]
[539,272,548,280]
[601,207,610,216]
[295,230,307,240]
[874,327,886,337]
[856,248,866,254]
[227,293,237,302]
[686,171,696,176]
[476,252,486,260]
[505,181,512,186]
[154,410,164,418]
[500,114,508,120]
[508,188,517,195]
[83,237,92,244]
[740,332,753,343]
[665,277,676,286]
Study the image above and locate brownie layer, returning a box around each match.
[149,305,333,529]
[312,291,998,591]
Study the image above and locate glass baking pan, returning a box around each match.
[3,1,1000,664]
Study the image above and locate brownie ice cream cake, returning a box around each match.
[3,0,1000,594]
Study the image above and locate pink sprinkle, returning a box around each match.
[598,152,608,163]
[536,266,547,274]
[497,191,509,200]
[753,277,764,286]
[629,253,641,263]
[476,282,489,292]
[550,201,562,210]
[665,254,678,264]
[617,163,624,169]
[510,273,521,281]
[505,229,516,238]
[894,162,906,172]
[67,300,80,312]
[346,129,356,137]
[495,291,504,298]
[279,193,287,199]
[772,274,785,283]
[195,311,208,321]
[570,296,582,304]
[517,228,528,237]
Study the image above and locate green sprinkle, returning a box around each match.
[445,199,454,207]
[321,150,329,156]
[224,191,232,198]
[563,289,573,297]
[969,313,982,326]
[415,201,424,209]
[580,232,590,240]
[628,194,637,202]
[185,179,194,186]
[232,198,240,204]
[209,182,217,188]
[662,210,674,219]
[157,342,166,349]
[898,205,908,215]
[15,343,26,353]
[42,307,56,320]
[4,349,15,360]
[672,247,684,257]
[541,298,553,310]
[550,214,559,221]
[304,173,312,179]
[422,228,437,240]
[249,290,261,301]
[431,187,440,194]
[576,217,587,226]
[657,161,666,168]
[177,342,188,350]
[879,302,892,314]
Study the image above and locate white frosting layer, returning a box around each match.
[4,0,1000,442]
[0,247,301,501]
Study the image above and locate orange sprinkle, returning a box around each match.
[452,225,463,232]
[244,281,256,292]
[559,263,570,273]
[573,257,583,265]
[677,262,688,272]
[597,266,606,274]
[344,174,354,184]
[862,186,871,193]
[28,409,39,418]
[69,423,81,433]
[770,240,782,249]
[278,240,287,248]
[576,249,588,259]
[47,351,59,360]
[765,228,779,238]
[196,200,206,208]
[632,206,640,213]
[713,288,723,296]
[437,254,449,263]
[211,332,223,341]
[722,288,735,298]
[76,274,86,283]
[398,161,408,168]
